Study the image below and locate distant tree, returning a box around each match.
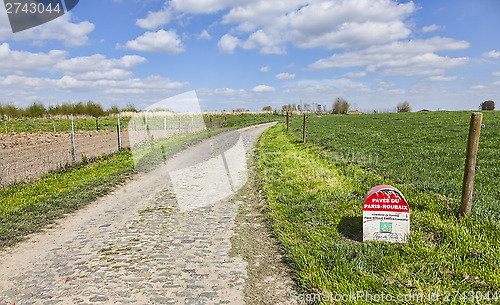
[107,105,120,115]
[85,101,105,118]
[122,103,138,112]
[262,106,272,112]
[397,101,412,113]
[26,102,46,118]
[481,100,495,111]
[332,97,350,114]
[5,104,20,118]
[59,103,73,116]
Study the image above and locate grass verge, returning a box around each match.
[256,124,500,304]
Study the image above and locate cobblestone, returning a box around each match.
[0,124,275,305]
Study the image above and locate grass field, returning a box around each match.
[256,112,500,304]
[0,112,283,133]
[289,111,500,221]
[0,116,131,133]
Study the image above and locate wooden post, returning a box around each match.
[303,113,306,143]
[96,118,99,131]
[210,117,212,129]
[460,112,483,216]
[4,121,7,133]
[286,112,289,130]
[52,120,56,133]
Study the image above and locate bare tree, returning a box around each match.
[397,101,412,113]
[332,97,350,114]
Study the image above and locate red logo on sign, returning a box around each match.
[363,185,409,212]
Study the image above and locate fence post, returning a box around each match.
[117,113,122,150]
[179,115,182,132]
[96,118,99,131]
[164,115,167,131]
[52,120,56,133]
[71,114,77,162]
[286,112,289,130]
[144,112,148,142]
[460,112,483,216]
[210,116,212,129]
[4,121,7,133]
[303,113,307,143]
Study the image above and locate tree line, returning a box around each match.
[262,97,413,114]
[0,101,138,119]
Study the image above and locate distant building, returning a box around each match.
[418,109,431,112]
[348,110,364,114]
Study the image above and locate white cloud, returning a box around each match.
[136,7,172,29]
[53,54,147,80]
[218,34,240,54]
[0,6,94,47]
[422,24,442,32]
[171,0,254,14]
[198,29,212,40]
[493,72,500,77]
[471,85,487,89]
[0,43,67,75]
[0,74,189,102]
[124,30,185,54]
[428,75,457,81]
[310,37,469,76]
[284,78,370,95]
[494,81,500,86]
[260,66,270,72]
[252,85,276,93]
[218,0,415,54]
[483,50,500,59]
[343,71,367,78]
[198,87,247,96]
[276,72,295,80]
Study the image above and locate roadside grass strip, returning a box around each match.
[256,124,500,304]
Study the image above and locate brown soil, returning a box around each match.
[230,154,299,305]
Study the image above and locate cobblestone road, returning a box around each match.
[0,123,276,305]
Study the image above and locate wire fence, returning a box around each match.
[0,113,224,188]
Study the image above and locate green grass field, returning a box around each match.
[0,116,131,133]
[290,111,500,221]
[256,112,500,304]
[0,112,284,133]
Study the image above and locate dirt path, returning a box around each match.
[0,123,297,305]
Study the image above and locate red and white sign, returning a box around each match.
[363,185,410,243]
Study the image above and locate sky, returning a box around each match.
[0,0,499,112]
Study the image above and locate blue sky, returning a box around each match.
[0,0,499,112]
